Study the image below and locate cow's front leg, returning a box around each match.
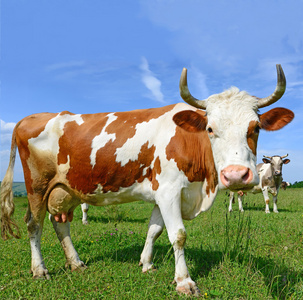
[273,195,279,213]
[139,205,164,272]
[50,215,87,271]
[262,187,270,213]
[157,196,200,296]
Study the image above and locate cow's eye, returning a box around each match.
[254,125,260,134]
[207,127,213,134]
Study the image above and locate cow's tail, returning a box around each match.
[1,124,21,240]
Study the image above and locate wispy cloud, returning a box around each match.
[1,120,15,146]
[46,61,86,72]
[191,66,210,100]
[140,57,165,103]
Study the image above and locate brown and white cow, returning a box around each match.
[0,65,294,296]
[229,154,290,213]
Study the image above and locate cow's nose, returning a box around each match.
[220,165,253,189]
[274,170,281,176]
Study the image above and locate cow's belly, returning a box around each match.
[84,179,156,206]
[47,178,156,216]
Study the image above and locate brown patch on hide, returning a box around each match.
[151,156,161,190]
[60,111,74,116]
[166,125,218,196]
[246,120,260,155]
[57,105,175,194]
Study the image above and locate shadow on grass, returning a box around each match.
[83,215,148,224]
[231,206,292,213]
[77,233,301,299]
[231,203,293,214]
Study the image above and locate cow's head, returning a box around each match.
[262,154,290,177]
[173,65,294,191]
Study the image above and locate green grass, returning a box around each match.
[1,189,303,299]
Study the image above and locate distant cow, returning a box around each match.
[228,190,246,212]
[1,65,294,296]
[229,154,290,213]
[281,181,290,190]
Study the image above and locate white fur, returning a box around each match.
[205,88,259,188]
[28,113,84,155]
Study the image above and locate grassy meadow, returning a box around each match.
[0,188,303,299]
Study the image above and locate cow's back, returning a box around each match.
[16,104,212,199]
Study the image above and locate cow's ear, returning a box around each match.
[262,158,271,164]
[259,107,294,131]
[173,110,207,132]
[283,159,290,164]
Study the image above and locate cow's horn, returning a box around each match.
[179,68,207,109]
[263,155,272,159]
[257,64,286,108]
[281,154,288,159]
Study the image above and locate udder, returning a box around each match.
[48,185,81,223]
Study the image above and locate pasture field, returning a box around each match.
[0,189,303,299]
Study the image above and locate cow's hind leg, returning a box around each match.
[237,193,244,212]
[81,203,89,225]
[48,186,86,271]
[25,194,50,279]
[139,205,164,272]
[228,192,234,212]
[50,215,87,271]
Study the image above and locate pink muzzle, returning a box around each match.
[220,165,254,190]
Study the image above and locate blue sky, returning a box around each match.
[1,0,302,183]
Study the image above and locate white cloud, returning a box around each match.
[1,120,16,132]
[0,120,23,182]
[140,57,165,103]
[1,120,16,146]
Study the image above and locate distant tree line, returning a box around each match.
[288,181,303,188]
[14,192,27,197]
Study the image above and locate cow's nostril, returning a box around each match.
[220,165,254,189]
[242,169,249,182]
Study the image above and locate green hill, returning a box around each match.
[0,182,27,196]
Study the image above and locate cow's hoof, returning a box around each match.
[274,210,279,213]
[32,268,50,280]
[66,261,87,272]
[174,278,200,297]
[139,261,156,273]
[265,211,270,214]
[82,220,88,225]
